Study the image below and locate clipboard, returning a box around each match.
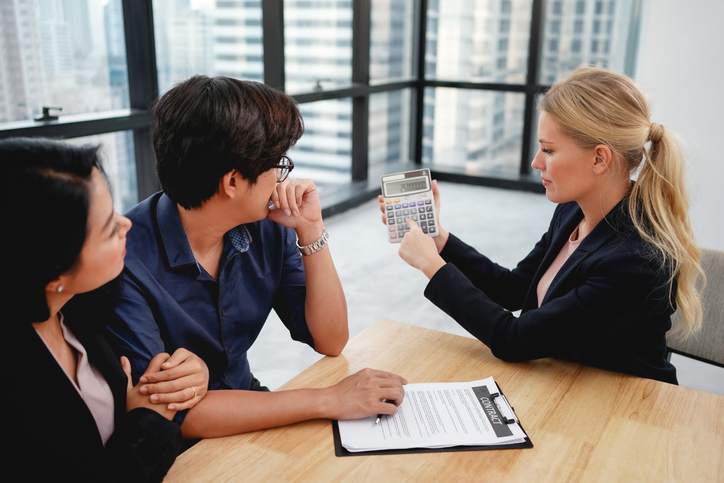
[332,382,533,457]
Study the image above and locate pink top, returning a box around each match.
[537,224,584,307]
[35,314,116,445]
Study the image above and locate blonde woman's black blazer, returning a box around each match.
[424,200,677,384]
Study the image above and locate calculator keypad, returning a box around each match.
[384,194,438,243]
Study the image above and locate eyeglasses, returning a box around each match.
[273,155,294,183]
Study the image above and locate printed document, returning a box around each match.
[338,377,527,452]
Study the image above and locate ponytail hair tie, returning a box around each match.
[648,122,664,143]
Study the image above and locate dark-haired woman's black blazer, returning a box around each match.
[10,320,183,482]
[424,200,678,384]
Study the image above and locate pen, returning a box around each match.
[375,399,390,424]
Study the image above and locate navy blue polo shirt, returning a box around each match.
[106,192,314,399]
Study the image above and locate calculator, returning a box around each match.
[381,168,438,243]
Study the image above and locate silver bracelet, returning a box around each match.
[296,229,329,256]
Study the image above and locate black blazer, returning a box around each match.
[425,200,678,384]
[10,318,183,482]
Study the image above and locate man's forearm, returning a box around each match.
[180,388,334,439]
[297,223,348,355]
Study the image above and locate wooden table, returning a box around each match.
[164,320,724,482]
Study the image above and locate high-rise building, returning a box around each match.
[423,0,633,174]
[424,0,531,175]
[2,0,638,207]
[369,0,414,169]
[0,0,47,123]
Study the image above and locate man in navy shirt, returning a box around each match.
[107,76,406,438]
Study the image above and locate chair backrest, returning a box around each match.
[667,248,724,366]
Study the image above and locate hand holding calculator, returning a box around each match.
[381,169,439,243]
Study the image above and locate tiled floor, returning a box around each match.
[247,182,724,395]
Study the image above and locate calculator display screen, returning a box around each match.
[384,177,429,196]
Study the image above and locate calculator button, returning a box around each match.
[418,207,425,213]
[395,210,402,216]
[417,201,425,206]
[427,213,434,220]
[426,206,433,212]
[411,215,418,221]
[394,204,401,209]
[420,221,427,227]
[403,203,409,208]
[388,218,395,224]
[386,205,393,211]
[422,226,429,234]
[425,200,432,205]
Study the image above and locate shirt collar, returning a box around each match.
[226,225,253,254]
[156,193,198,269]
[156,193,253,270]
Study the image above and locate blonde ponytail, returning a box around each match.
[630,124,704,338]
[541,67,703,337]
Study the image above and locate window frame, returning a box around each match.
[0,0,642,208]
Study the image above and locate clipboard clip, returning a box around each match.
[489,392,516,424]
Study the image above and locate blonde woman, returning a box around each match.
[380,67,702,384]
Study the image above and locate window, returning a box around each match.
[67,131,138,212]
[153,0,264,96]
[528,93,543,179]
[369,89,411,169]
[423,88,525,176]
[540,0,640,85]
[0,0,129,123]
[1,0,643,211]
[426,0,533,84]
[287,98,352,187]
[285,0,352,94]
[370,0,414,84]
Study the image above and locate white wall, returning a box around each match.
[635,0,724,251]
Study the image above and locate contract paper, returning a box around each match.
[338,377,527,452]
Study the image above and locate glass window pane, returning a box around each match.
[369,89,411,169]
[0,0,129,123]
[540,0,639,85]
[370,0,414,84]
[423,88,525,176]
[285,0,352,94]
[528,93,543,178]
[288,99,352,186]
[153,0,264,95]
[67,131,138,212]
[426,0,533,83]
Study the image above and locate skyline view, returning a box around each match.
[1,0,638,210]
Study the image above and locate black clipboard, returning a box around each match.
[332,382,533,457]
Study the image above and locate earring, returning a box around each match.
[56,285,64,293]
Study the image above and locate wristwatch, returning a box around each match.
[296,229,329,256]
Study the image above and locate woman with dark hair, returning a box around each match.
[5,138,209,481]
